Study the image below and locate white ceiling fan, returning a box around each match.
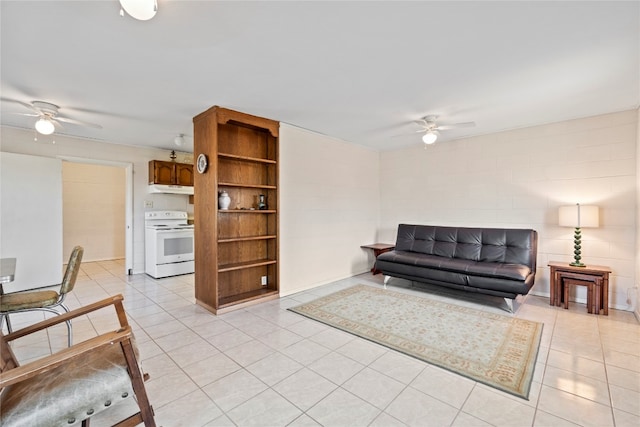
[13,100,102,135]
[414,115,476,145]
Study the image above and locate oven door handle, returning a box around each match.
[155,230,193,237]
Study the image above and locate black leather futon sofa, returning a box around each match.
[375,224,538,311]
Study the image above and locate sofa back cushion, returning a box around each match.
[395,224,537,270]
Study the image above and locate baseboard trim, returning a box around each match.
[280,269,370,297]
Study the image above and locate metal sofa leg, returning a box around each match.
[383,275,391,289]
[504,298,514,313]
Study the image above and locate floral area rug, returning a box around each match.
[289,284,542,399]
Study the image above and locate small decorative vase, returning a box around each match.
[218,191,231,210]
[258,194,267,210]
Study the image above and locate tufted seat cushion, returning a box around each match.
[0,291,59,312]
[378,250,531,281]
[0,336,139,427]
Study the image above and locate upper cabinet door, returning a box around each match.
[149,161,175,185]
[175,163,194,186]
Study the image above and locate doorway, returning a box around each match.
[59,157,133,275]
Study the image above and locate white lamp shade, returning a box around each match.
[422,131,438,145]
[559,204,599,228]
[35,118,55,135]
[120,0,157,21]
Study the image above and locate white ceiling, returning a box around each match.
[1,1,638,152]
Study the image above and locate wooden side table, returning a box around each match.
[361,243,395,275]
[548,262,611,315]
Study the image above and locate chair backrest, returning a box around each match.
[60,246,84,295]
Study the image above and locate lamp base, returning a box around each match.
[570,227,586,268]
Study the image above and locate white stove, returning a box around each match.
[145,211,194,278]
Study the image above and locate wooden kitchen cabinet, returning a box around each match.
[148,160,194,186]
[193,106,279,314]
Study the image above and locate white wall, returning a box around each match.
[62,162,126,262]
[636,107,640,319]
[379,110,637,311]
[0,127,192,274]
[279,123,380,296]
[0,152,63,291]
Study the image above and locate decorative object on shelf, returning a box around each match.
[258,194,267,210]
[170,150,177,161]
[218,191,231,210]
[559,203,599,267]
[196,153,208,174]
[119,0,157,20]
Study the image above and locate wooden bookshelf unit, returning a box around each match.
[193,106,279,314]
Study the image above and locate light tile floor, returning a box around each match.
[5,260,640,427]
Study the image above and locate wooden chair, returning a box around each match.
[0,246,84,347]
[0,294,156,427]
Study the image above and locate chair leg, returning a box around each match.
[4,313,13,333]
[120,339,156,426]
[60,303,73,347]
[65,319,73,347]
[39,307,73,347]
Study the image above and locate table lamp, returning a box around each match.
[559,203,599,267]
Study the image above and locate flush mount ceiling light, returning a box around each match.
[35,117,55,135]
[119,0,158,21]
[174,134,185,147]
[422,131,438,145]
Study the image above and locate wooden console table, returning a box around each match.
[361,243,395,275]
[548,261,611,315]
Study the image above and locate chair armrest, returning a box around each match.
[0,325,133,388]
[2,294,127,342]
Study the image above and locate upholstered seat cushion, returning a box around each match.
[377,251,531,281]
[0,291,59,312]
[0,339,138,427]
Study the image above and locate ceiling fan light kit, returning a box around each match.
[35,117,55,135]
[422,131,438,145]
[119,0,158,21]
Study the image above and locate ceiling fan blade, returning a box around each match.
[10,112,40,117]
[436,121,476,130]
[55,116,103,129]
[15,100,40,113]
[389,131,424,138]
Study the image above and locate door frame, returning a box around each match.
[58,156,134,275]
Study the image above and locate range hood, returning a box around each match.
[148,184,194,195]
